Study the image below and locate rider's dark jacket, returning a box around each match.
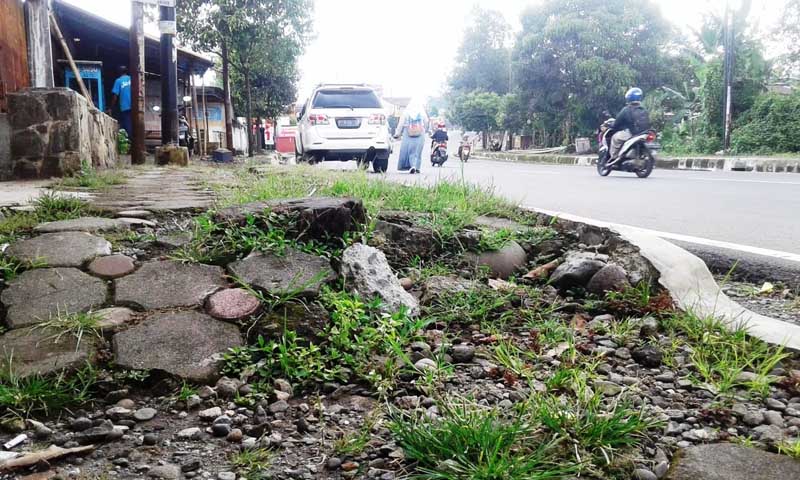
[612,103,651,135]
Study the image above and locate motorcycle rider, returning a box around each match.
[609,87,651,162]
[430,122,448,148]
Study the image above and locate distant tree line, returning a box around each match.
[446,0,800,154]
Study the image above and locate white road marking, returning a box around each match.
[524,206,800,264]
[681,177,800,186]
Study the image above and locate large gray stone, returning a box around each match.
[112,311,243,383]
[586,264,630,295]
[1,268,107,329]
[34,217,129,233]
[468,240,528,279]
[371,212,438,266]
[0,326,99,377]
[228,249,334,297]
[340,243,419,316]
[115,260,226,310]
[5,231,111,267]
[549,251,608,290]
[667,443,800,480]
[215,197,367,240]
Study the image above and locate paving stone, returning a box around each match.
[115,260,226,310]
[668,443,800,480]
[155,231,193,249]
[95,307,136,334]
[117,217,157,228]
[205,288,261,320]
[88,254,136,279]
[5,231,111,267]
[115,210,154,218]
[0,326,99,377]
[112,311,243,383]
[228,249,335,297]
[1,267,108,329]
[34,216,129,233]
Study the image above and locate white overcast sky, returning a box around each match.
[63,0,784,102]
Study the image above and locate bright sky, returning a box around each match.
[63,0,785,102]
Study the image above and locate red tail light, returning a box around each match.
[646,131,657,142]
[368,114,386,125]
[309,114,329,125]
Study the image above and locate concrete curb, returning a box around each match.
[478,152,800,173]
[528,208,800,350]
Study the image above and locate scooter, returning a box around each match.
[458,139,471,162]
[596,118,657,178]
[431,141,448,167]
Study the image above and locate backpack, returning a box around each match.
[631,105,651,135]
[407,114,424,137]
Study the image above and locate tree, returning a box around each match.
[771,0,800,78]
[177,0,312,154]
[449,7,511,95]
[513,0,675,145]
[448,90,503,147]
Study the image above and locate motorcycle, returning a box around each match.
[596,118,657,178]
[431,141,448,167]
[458,139,471,162]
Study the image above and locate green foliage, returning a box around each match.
[333,411,382,456]
[731,91,800,154]
[0,364,97,417]
[177,382,198,402]
[32,311,102,349]
[117,130,130,155]
[58,169,127,190]
[425,289,517,328]
[230,448,272,480]
[31,192,90,222]
[448,90,503,134]
[449,7,511,95]
[777,438,800,458]
[662,311,789,396]
[390,400,575,480]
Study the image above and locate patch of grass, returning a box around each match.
[0,211,39,244]
[333,410,382,456]
[592,316,640,345]
[216,166,518,242]
[493,339,535,379]
[32,310,102,349]
[477,226,558,252]
[604,282,674,316]
[777,438,800,458]
[32,191,90,222]
[407,257,456,281]
[222,290,430,396]
[0,362,97,417]
[530,391,661,472]
[389,399,575,480]
[662,311,789,397]
[176,382,197,402]
[58,169,127,190]
[230,448,272,480]
[425,289,517,328]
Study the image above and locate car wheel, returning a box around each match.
[372,157,388,173]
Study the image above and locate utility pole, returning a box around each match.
[221,43,234,151]
[159,1,178,146]
[130,0,146,164]
[722,2,735,151]
[25,0,54,88]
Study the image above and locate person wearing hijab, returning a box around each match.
[394,100,429,174]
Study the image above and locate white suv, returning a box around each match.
[295,84,392,172]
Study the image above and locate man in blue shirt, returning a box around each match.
[110,66,132,140]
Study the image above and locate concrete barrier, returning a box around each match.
[477,151,800,174]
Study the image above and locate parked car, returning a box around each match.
[295,84,392,172]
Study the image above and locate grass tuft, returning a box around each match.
[33,310,102,350]
[230,448,272,480]
[0,362,97,417]
[58,169,127,190]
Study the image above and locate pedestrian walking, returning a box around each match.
[110,66,132,140]
[394,100,429,174]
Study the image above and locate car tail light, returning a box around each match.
[368,114,386,125]
[309,114,329,125]
[646,131,657,142]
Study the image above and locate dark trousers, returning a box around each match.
[119,110,132,139]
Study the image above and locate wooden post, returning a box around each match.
[49,11,92,107]
[221,42,234,151]
[25,0,54,88]
[130,0,146,165]
[190,68,201,156]
[201,76,208,156]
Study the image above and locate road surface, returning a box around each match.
[319,140,800,284]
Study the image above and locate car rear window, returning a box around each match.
[312,89,382,109]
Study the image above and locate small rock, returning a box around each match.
[197,385,216,399]
[186,395,202,409]
[766,398,787,411]
[639,316,660,338]
[451,345,476,363]
[633,468,658,480]
[414,358,437,372]
[206,288,261,321]
[764,411,785,427]
[586,264,630,295]
[743,411,765,427]
[736,371,759,383]
[116,398,136,409]
[594,380,622,396]
[226,428,243,443]
[70,417,93,432]
[148,464,181,479]
[199,406,223,420]
[106,406,133,420]
[341,461,359,472]
[654,461,669,478]
[327,457,343,470]
[177,427,202,440]
[143,433,159,446]
[216,377,242,398]
[218,473,236,480]
[133,408,157,422]
[399,277,413,290]
[753,424,785,444]
[274,379,294,396]
[269,400,289,414]
[211,423,231,437]
[88,254,136,279]
[632,345,663,367]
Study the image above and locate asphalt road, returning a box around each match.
[319,139,800,285]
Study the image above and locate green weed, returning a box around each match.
[493,339,535,379]
[176,382,198,402]
[58,169,127,190]
[230,448,272,480]
[777,438,800,458]
[477,226,557,252]
[32,192,90,221]
[389,399,575,480]
[33,310,102,349]
[333,410,382,456]
[425,289,517,328]
[0,362,97,417]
